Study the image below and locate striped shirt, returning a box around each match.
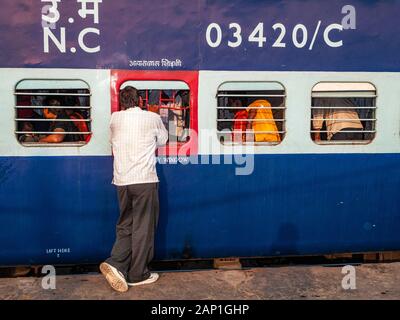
[110,107,168,186]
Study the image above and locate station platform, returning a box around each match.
[0,262,399,300]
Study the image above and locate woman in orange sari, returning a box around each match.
[246,99,281,143]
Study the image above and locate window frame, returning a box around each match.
[14,79,92,148]
[111,70,199,157]
[310,81,377,146]
[216,81,287,147]
[120,80,192,144]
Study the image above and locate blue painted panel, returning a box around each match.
[0,154,399,266]
[0,1,399,71]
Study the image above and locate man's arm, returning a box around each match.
[109,113,115,145]
[156,116,169,147]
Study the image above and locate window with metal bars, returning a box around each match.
[121,81,191,143]
[311,82,377,144]
[15,80,92,147]
[217,82,286,146]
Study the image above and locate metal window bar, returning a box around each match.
[15,106,91,109]
[222,142,281,146]
[314,141,373,145]
[21,142,87,147]
[217,94,286,98]
[218,130,286,134]
[310,130,376,133]
[16,131,92,135]
[159,105,190,111]
[217,107,287,110]
[311,119,376,122]
[15,92,91,97]
[16,118,92,122]
[311,106,377,110]
[217,119,286,122]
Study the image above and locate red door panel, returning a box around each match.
[111,70,199,156]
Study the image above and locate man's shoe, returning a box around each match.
[99,262,128,293]
[127,273,160,287]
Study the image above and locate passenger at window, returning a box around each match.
[18,122,39,143]
[217,99,234,132]
[246,99,281,143]
[148,90,160,106]
[65,109,91,143]
[178,91,191,141]
[64,95,79,107]
[159,91,170,129]
[31,92,46,117]
[39,99,82,143]
[167,90,189,140]
[77,90,89,109]
[148,103,160,114]
[63,96,90,142]
[232,100,248,143]
[17,95,34,119]
[313,98,364,141]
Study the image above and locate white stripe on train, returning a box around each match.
[0,68,399,157]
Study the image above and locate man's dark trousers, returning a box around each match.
[106,183,159,283]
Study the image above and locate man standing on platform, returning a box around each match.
[100,86,168,293]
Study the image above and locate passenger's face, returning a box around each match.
[44,108,58,119]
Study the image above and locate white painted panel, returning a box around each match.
[312,82,376,98]
[218,82,284,91]
[313,82,376,92]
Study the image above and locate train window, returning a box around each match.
[217,82,286,146]
[121,81,191,143]
[15,80,92,147]
[311,82,377,144]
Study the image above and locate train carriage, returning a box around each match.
[0,0,400,266]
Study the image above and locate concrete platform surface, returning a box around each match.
[0,263,399,300]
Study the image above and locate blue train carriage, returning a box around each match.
[0,0,400,266]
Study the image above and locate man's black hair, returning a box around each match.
[120,86,139,110]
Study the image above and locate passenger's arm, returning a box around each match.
[39,128,66,143]
[156,117,169,147]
